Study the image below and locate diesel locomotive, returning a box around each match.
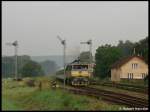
[65,62,94,86]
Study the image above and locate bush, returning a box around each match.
[25,79,35,87]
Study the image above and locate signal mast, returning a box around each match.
[57,35,66,87]
[80,39,92,64]
[80,39,93,76]
[6,40,18,80]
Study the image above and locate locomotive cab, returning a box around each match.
[65,63,92,86]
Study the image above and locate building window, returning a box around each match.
[131,73,133,79]
[128,73,133,79]
[135,63,138,68]
[132,63,138,69]
[142,73,146,79]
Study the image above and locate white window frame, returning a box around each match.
[128,73,133,79]
[142,73,146,79]
[132,63,138,69]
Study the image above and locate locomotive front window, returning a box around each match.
[72,65,88,70]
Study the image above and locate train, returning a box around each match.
[65,61,94,86]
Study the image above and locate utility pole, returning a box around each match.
[80,39,92,64]
[57,35,66,87]
[14,42,18,79]
[6,40,18,80]
[80,39,93,76]
[87,39,92,64]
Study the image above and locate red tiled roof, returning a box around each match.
[111,55,146,69]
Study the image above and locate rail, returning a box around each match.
[62,86,148,108]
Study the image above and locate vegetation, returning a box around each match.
[117,37,148,63]
[20,60,45,77]
[2,55,58,77]
[144,75,148,84]
[2,55,31,78]
[95,45,123,78]
[95,37,148,79]
[117,40,134,56]
[120,79,148,87]
[2,77,123,111]
[133,37,148,63]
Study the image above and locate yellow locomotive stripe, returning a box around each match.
[71,71,90,77]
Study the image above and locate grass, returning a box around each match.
[2,76,125,111]
[91,77,148,93]
[120,79,148,87]
[91,76,148,84]
[2,98,23,110]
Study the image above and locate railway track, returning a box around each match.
[63,86,148,108]
[91,81,148,94]
[56,76,148,107]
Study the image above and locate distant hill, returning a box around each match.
[31,55,78,69]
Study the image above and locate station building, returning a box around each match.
[111,55,148,81]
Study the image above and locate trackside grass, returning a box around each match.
[2,76,124,111]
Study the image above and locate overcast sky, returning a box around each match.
[2,1,148,56]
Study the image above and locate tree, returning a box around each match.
[117,37,148,63]
[95,44,123,78]
[133,37,148,63]
[2,55,31,78]
[117,40,134,56]
[20,60,45,77]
